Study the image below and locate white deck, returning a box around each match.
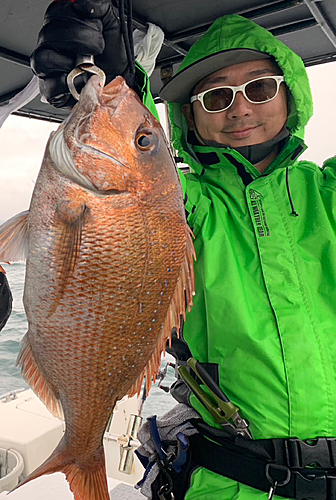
[0,474,144,499]
[0,389,145,498]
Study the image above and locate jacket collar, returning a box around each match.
[190,135,307,179]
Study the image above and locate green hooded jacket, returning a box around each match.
[141,14,336,499]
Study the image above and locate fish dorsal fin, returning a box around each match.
[17,333,64,419]
[0,210,29,262]
[128,226,196,397]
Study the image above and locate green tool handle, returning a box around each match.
[178,365,238,423]
[189,358,231,402]
[187,358,239,419]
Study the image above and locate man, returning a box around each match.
[32,3,336,499]
[0,265,12,331]
[179,58,287,173]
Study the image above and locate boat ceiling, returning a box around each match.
[1,0,336,123]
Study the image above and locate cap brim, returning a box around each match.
[159,49,270,104]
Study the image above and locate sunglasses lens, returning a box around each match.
[203,87,233,111]
[245,78,278,103]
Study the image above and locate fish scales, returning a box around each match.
[0,76,195,499]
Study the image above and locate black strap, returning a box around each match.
[149,419,336,500]
[188,433,336,500]
[118,0,135,82]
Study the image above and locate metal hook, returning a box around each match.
[265,463,291,500]
[67,55,106,101]
[158,484,175,500]
[268,480,278,500]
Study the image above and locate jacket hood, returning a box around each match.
[166,15,313,171]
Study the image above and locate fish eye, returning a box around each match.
[135,130,156,152]
[138,135,151,148]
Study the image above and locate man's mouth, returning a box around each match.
[224,126,259,139]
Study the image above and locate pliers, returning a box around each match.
[178,358,252,439]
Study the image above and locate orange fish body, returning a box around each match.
[0,76,194,500]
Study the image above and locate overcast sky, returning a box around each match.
[0,62,336,224]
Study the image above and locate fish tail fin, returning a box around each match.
[64,453,110,500]
[13,441,110,500]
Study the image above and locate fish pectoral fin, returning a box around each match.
[51,203,89,313]
[0,210,29,262]
[17,333,64,420]
[128,226,196,397]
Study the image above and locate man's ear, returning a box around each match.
[182,104,195,130]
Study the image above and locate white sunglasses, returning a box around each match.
[190,75,285,113]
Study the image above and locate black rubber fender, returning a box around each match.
[0,271,12,331]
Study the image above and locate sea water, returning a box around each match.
[0,262,177,418]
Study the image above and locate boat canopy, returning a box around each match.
[0,0,336,122]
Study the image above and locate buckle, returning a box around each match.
[265,458,336,500]
[294,472,336,500]
[286,438,336,469]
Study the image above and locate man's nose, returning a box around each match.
[226,90,253,118]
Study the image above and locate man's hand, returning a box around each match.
[0,267,12,332]
[31,0,130,109]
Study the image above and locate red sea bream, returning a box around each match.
[0,75,195,500]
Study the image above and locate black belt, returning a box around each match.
[188,422,336,500]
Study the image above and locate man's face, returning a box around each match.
[183,59,288,147]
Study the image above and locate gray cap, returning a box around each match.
[159,49,270,104]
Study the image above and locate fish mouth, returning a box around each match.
[75,75,132,165]
[82,74,136,111]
